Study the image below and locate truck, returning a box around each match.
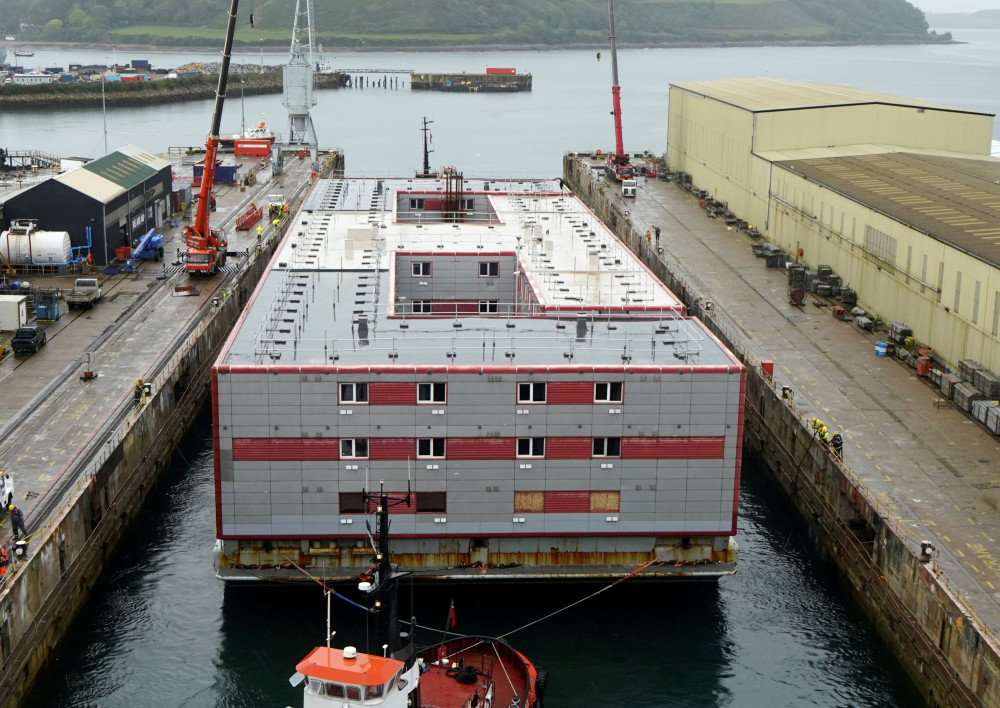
[65,278,102,308]
[11,325,46,354]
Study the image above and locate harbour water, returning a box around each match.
[26,413,920,707]
[7,28,999,706]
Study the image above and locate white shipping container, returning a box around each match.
[0,295,28,331]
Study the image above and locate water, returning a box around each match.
[3,27,1000,174]
[27,412,920,707]
[13,31,996,706]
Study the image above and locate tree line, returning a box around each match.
[1,0,947,48]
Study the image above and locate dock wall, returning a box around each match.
[0,152,344,706]
[563,152,999,708]
[410,72,531,92]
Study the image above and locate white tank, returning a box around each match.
[0,229,73,265]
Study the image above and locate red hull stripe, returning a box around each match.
[232,436,724,462]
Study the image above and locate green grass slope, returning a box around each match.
[2,0,946,48]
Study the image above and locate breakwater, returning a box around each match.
[0,72,348,109]
[563,152,1000,707]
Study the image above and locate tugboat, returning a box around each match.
[290,488,544,708]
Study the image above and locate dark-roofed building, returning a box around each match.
[666,77,1000,374]
[0,145,171,265]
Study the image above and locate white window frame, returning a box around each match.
[340,438,369,459]
[479,261,499,277]
[411,261,431,277]
[594,382,623,403]
[417,382,447,403]
[516,437,545,458]
[592,437,622,457]
[409,198,425,210]
[417,438,446,458]
[478,300,499,313]
[339,382,369,404]
[412,300,431,313]
[517,382,546,403]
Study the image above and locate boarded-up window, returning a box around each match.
[514,491,544,512]
[340,492,365,513]
[416,491,447,512]
[590,491,620,512]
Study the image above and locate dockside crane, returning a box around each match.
[184,0,239,275]
[604,0,636,197]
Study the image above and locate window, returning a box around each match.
[417,438,446,458]
[592,437,621,457]
[516,437,545,457]
[411,261,431,276]
[594,382,623,403]
[340,382,369,403]
[517,382,546,403]
[464,198,475,210]
[479,261,499,277]
[339,492,366,513]
[417,382,446,403]
[340,438,369,459]
[409,198,425,210]
[412,300,431,313]
[589,491,620,512]
[514,490,544,512]
[479,300,499,313]
[416,491,447,512]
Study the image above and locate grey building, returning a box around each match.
[213,176,745,581]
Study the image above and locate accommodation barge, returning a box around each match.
[212,173,743,581]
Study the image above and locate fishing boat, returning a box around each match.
[290,489,545,708]
[13,49,33,57]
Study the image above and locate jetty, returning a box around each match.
[411,68,531,92]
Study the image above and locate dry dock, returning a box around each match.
[565,153,1000,707]
[0,149,342,706]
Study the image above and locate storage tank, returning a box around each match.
[0,224,73,264]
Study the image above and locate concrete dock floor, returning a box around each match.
[0,153,320,559]
[604,165,1000,634]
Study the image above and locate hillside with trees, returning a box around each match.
[1,0,949,49]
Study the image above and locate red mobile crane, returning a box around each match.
[603,0,636,196]
[184,0,239,274]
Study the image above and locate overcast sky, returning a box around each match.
[913,0,1000,12]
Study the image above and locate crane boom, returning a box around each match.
[608,0,625,160]
[184,0,239,274]
[604,0,635,191]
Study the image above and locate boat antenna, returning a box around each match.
[421,116,434,177]
[326,589,335,649]
[240,75,246,136]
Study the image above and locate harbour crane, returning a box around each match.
[184,0,239,274]
[603,0,637,197]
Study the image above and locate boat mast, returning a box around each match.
[363,487,415,663]
[421,117,434,177]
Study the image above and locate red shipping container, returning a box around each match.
[486,67,516,75]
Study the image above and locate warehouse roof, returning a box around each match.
[53,144,169,202]
[671,77,991,116]
[777,152,1000,269]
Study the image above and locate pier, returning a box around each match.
[0,148,343,706]
[565,153,1000,707]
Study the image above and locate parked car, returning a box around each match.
[11,325,46,354]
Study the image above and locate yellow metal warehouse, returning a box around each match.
[666,77,1000,373]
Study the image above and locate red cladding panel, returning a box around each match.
[369,438,415,460]
[369,382,416,405]
[544,491,590,512]
[448,438,515,460]
[621,437,724,459]
[547,382,594,405]
[545,437,592,459]
[233,438,340,461]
